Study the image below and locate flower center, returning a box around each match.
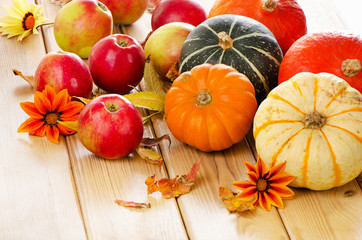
[256,178,268,192]
[22,12,35,30]
[44,113,59,126]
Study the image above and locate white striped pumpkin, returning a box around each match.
[178,14,283,104]
[254,72,362,190]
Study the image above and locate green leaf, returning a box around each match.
[123,91,165,112]
[143,60,166,97]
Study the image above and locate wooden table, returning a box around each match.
[1,0,361,239]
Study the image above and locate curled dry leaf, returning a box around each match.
[219,187,255,214]
[141,134,171,149]
[145,159,201,198]
[115,199,151,209]
[13,69,34,86]
[165,62,180,82]
[136,146,163,165]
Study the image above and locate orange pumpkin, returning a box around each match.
[165,63,257,152]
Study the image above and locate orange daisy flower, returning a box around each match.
[18,85,84,144]
[232,157,296,211]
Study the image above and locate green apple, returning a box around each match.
[54,0,113,58]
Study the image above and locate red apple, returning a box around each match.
[88,34,145,94]
[54,0,113,58]
[151,0,207,31]
[77,94,144,159]
[99,0,148,25]
[144,22,194,80]
[34,51,93,98]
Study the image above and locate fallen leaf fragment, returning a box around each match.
[165,62,180,82]
[219,187,255,213]
[115,200,151,209]
[136,146,163,165]
[145,159,201,198]
[13,69,34,86]
[141,134,171,149]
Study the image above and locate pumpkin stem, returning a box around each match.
[218,32,233,50]
[197,90,212,106]
[341,59,361,77]
[262,0,277,12]
[302,110,327,129]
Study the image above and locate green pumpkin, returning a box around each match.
[179,14,283,104]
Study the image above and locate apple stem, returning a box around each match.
[107,104,118,112]
[117,40,129,47]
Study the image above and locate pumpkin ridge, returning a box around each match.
[271,127,304,165]
[179,45,219,72]
[325,124,362,143]
[231,47,269,93]
[205,48,223,63]
[242,45,281,65]
[320,130,342,186]
[301,131,313,186]
[321,86,347,113]
[269,93,305,115]
[207,109,233,149]
[218,50,226,63]
[233,32,277,44]
[327,107,362,119]
[200,22,219,38]
[254,119,300,139]
[313,76,319,111]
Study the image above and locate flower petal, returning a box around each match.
[267,161,287,179]
[246,172,258,183]
[258,192,272,211]
[20,102,43,119]
[269,184,295,199]
[256,157,267,178]
[265,189,284,209]
[269,174,296,185]
[43,85,56,103]
[243,161,256,173]
[46,125,60,144]
[52,88,69,112]
[233,180,254,190]
[34,91,50,114]
[29,124,48,137]
[235,186,257,201]
[57,122,76,135]
[59,101,84,119]
[17,118,44,133]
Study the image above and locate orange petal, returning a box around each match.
[18,118,44,133]
[43,85,56,103]
[34,91,51,114]
[270,184,295,198]
[269,174,296,185]
[265,189,284,209]
[59,101,84,118]
[30,124,48,137]
[20,102,43,119]
[46,125,60,144]
[233,180,254,190]
[268,161,287,178]
[243,161,256,173]
[57,122,76,135]
[52,89,69,112]
[235,186,257,201]
[259,192,272,211]
[246,172,258,183]
[256,157,267,178]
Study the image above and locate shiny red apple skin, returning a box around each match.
[99,0,148,25]
[33,51,93,98]
[77,94,144,159]
[151,0,207,31]
[144,22,194,80]
[54,0,113,58]
[88,34,145,94]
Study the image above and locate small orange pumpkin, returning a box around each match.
[165,63,257,152]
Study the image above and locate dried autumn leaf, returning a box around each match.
[165,62,180,82]
[219,187,255,213]
[143,58,166,97]
[136,146,163,165]
[141,134,171,149]
[72,96,92,105]
[123,91,165,112]
[13,69,34,87]
[115,199,151,209]
[145,159,201,198]
[57,120,78,132]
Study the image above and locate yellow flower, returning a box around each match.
[0,0,49,41]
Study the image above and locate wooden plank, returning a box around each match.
[122,5,290,240]
[0,0,86,239]
[38,1,189,239]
